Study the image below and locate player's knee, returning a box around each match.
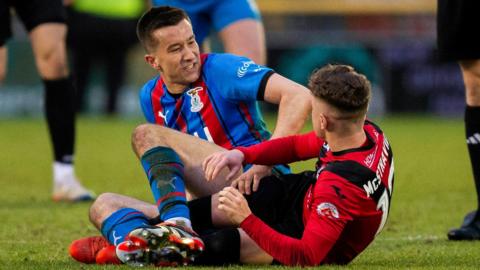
[131,124,168,152]
[466,90,480,106]
[132,124,154,148]
[89,193,118,225]
[0,69,5,83]
[463,73,480,106]
[0,52,6,83]
[36,46,68,79]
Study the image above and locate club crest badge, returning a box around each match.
[316,202,339,219]
[187,87,204,112]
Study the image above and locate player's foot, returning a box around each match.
[448,210,480,240]
[69,236,110,264]
[52,179,95,202]
[96,244,122,264]
[116,224,204,266]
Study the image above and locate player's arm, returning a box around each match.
[205,53,311,136]
[263,73,312,139]
[203,132,322,181]
[218,187,347,266]
[238,131,322,165]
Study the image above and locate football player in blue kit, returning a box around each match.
[151,0,266,64]
[133,6,311,200]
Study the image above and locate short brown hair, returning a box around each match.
[308,64,371,117]
[136,6,190,52]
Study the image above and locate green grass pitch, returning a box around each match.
[0,115,479,269]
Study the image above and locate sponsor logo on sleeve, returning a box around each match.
[236,60,266,78]
[316,202,339,219]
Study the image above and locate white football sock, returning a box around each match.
[165,217,192,229]
[53,162,76,185]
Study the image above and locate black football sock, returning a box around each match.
[188,196,213,234]
[43,77,76,164]
[465,106,480,215]
[195,228,240,265]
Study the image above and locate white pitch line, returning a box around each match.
[376,235,441,242]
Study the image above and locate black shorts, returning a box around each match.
[243,171,316,239]
[437,0,480,61]
[186,171,315,240]
[0,0,66,46]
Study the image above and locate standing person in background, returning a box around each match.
[66,0,147,114]
[152,0,266,65]
[0,0,94,201]
[437,0,480,240]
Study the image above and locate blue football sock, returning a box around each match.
[141,146,190,222]
[101,208,150,245]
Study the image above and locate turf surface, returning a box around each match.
[0,115,479,269]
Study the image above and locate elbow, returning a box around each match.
[286,86,312,114]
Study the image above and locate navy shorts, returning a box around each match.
[152,0,261,45]
[0,0,66,46]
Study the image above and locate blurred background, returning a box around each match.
[1,0,458,118]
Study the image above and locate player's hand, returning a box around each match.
[231,165,272,195]
[217,187,252,225]
[202,149,244,182]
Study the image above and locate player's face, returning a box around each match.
[146,19,201,91]
[311,97,328,139]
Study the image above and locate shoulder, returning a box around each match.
[202,53,250,72]
[139,76,160,100]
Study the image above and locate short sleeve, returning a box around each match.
[203,53,274,101]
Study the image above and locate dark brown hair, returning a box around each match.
[308,64,371,116]
[136,6,190,52]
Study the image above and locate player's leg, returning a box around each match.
[132,124,241,199]
[0,0,11,83]
[16,0,94,201]
[89,193,161,254]
[213,0,266,65]
[29,23,94,201]
[0,46,6,83]
[69,193,158,264]
[89,192,204,266]
[105,47,126,115]
[437,0,480,240]
[448,60,480,240]
[70,46,92,113]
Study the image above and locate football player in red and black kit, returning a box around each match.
[201,63,394,266]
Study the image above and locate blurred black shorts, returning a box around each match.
[0,0,66,46]
[244,171,316,239]
[437,0,480,61]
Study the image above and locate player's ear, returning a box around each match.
[145,54,162,71]
[319,113,328,130]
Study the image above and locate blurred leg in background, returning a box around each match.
[437,0,480,240]
[66,0,145,115]
[1,0,95,201]
[151,0,266,65]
